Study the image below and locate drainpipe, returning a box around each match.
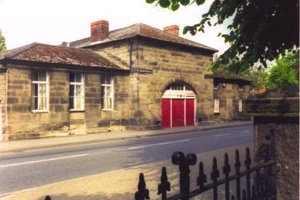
[136,39,141,129]
[128,40,134,128]
[128,39,141,129]
[128,40,134,73]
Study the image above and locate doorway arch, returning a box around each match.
[161,82,196,128]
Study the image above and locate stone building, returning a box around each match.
[206,71,251,122]
[0,20,251,140]
[0,43,130,140]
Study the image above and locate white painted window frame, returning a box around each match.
[31,71,49,112]
[238,99,243,112]
[69,73,85,111]
[102,75,114,111]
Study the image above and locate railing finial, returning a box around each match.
[158,167,171,200]
[135,173,150,200]
[197,161,207,190]
[45,196,51,200]
[245,147,252,168]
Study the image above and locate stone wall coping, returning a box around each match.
[244,96,299,117]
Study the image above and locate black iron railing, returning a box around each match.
[135,147,276,200]
[43,147,276,200]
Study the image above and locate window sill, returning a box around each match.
[102,109,113,112]
[32,110,49,113]
[69,109,85,112]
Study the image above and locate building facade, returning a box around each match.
[206,73,251,122]
[0,20,250,140]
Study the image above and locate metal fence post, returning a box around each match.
[197,161,207,190]
[223,153,231,200]
[235,150,241,200]
[211,157,220,200]
[172,152,197,200]
[245,148,252,200]
[158,167,171,200]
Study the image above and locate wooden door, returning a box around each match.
[172,99,184,127]
[161,99,171,128]
[185,99,195,126]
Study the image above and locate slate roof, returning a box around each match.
[0,43,129,71]
[205,70,252,83]
[69,23,218,53]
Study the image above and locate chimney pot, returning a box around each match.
[61,42,69,47]
[91,20,109,43]
[163,25,179,36]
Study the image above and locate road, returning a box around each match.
[0,125,253,196]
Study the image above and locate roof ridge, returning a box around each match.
[136,23,141,35]
[69,22,217,52]
[137,23,218,52]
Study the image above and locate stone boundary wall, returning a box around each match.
[245,86,299,200]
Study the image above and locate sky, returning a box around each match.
[0,0,230,54]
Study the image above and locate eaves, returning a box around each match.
[82,35,217,55]
[0,58,130,74]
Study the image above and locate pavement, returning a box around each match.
[0,121,253,200]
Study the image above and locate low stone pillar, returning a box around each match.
[245,86,299,200]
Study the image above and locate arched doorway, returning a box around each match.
[161,83,196,128]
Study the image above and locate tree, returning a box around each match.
[242,66,268,90]
[265,50,299,90]
[146,0,299,74]
[0,30,6,52]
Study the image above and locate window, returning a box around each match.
[102,75,114,110]
[32,71,49,111]
[213,80,219,89]
[69,73,85,111]
[238,99,243,112]
[167,84,192,91]
[238,84,244,91]
[214,99,220,113]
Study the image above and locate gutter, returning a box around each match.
[1,59,130,74]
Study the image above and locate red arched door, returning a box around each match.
[161,84,196,128]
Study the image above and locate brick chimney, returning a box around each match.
[90,20,109,42]
[163,25,179,36]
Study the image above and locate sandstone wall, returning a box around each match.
[0,68,6,140]
[137,39,214,123]
[90,38,214,128]
[213,82,251,121]
[4,67,129,139]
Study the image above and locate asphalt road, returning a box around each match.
[0,125,253,195]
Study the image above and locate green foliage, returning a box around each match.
[241,67,268,90]
[265,51,299,89]
[146,0,299,74]
[0,30,6,52]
